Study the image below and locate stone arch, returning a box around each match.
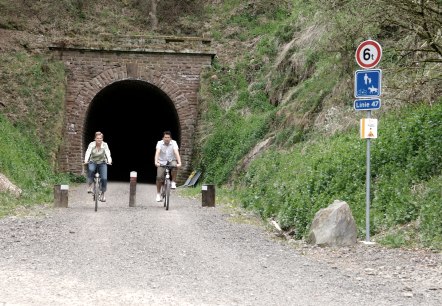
[63,64,195,182]
[78,65,192,135]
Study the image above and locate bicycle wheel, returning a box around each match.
[94,179,99,212]
[165,179,171,210]
[161,185,166,207]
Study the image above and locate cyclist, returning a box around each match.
[84,131,112,202]
[154,131,182,202]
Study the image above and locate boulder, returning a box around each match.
[0,173,22,198]
[307,200,357,247]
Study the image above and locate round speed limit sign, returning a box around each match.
[355,40,382,69]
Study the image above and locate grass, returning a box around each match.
[0,114,74,217]
[0,52,66,164]
[234,102,442,248]
[0,52,80,217]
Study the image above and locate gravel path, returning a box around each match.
[0,182,441,305]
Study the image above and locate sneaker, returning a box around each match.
[99,192,106,202]
[156,194,161,202]
[87,186,93,194]
[171,182,177,189]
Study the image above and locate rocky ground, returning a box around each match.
[289,237,442,299]
[0,182,441,305]
[226,201,442,302]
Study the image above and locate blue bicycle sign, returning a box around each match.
[354,69,382,98]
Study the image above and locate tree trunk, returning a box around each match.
[150,0,158,31]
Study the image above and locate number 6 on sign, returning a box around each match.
[355,40,382,69]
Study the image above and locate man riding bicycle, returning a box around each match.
[154,131,182,202]
[84,131,112,202]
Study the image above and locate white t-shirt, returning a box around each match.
[156,140,179,165]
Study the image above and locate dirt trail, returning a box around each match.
[0,182,441,305]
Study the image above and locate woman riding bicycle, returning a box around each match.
[84,131,112,202]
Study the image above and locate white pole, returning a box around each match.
[366,110,371,242]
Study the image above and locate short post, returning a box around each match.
[202,184,215,207]
[129,171,137,207]
[54,184,69,208]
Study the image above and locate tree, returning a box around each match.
[131,0,204,33]
[380,0,442,62]
[150,0,158,30]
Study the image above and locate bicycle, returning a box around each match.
[92,172,101,212]
[160,164,176,210]
[85,163,108,212]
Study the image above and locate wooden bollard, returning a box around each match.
[202,184,215,207]
[129,171,137,207]
[54,184,69,208]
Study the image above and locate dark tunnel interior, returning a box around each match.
[84,80,180,183]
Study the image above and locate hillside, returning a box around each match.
[0,0,441,249]
[193,0,442,249]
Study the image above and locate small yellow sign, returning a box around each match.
[360,118,378,139]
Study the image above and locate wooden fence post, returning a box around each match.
[54,184,69,208]
[202,184,215,207]
[129,171,137,207]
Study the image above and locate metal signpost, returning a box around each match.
[354,40,382,243]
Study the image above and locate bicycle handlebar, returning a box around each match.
[159,164,177,168]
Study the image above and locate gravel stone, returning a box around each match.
[0,182,441,305]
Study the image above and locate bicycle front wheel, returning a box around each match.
[94,181,99,212]
[165,179,171,210]
[161,185,166,207]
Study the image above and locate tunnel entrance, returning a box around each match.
[84,80,180,183]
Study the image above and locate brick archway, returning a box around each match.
[53,40,214,182]
[79,65,191,157]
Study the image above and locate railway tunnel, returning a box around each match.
[84,80,180,183]
[52,36,215,180]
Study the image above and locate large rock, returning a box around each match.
[307,200,357,247]
[0,173,22,198]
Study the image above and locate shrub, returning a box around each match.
[237,102,442,242]
[0,114,72,216]
[417,176,442,249]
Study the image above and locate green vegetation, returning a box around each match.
[0,0,440,250]
[236,102,442,249]
[0,114,73,217]
[0,52,66,165]
[0,52,80,215]
[418,176,442,249]
[196,60,274,184]
[194,0,441,250]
